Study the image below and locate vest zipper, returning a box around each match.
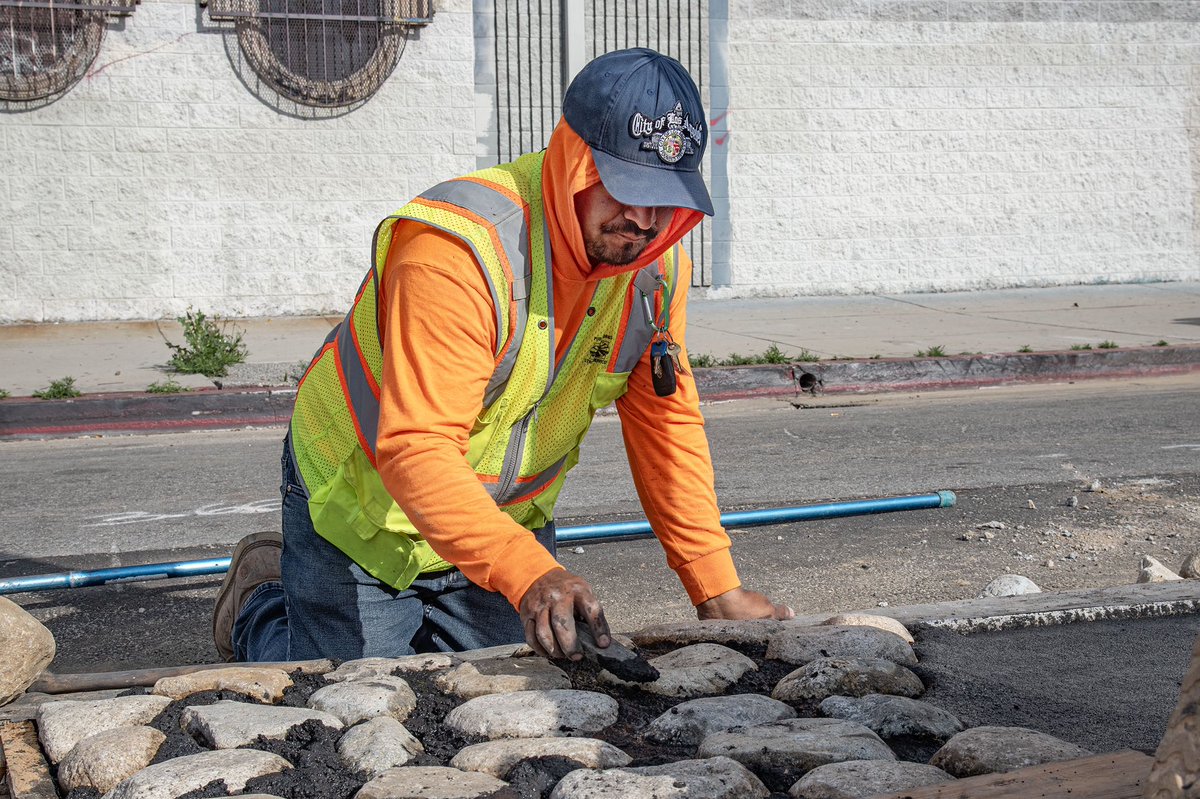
[496,405,537,503]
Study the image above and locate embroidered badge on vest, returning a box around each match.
[629,102,703,164]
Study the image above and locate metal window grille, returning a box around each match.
[0,0,135,102]
[490,0,711,286]
[492,0,559,164]
[207,0,431,107]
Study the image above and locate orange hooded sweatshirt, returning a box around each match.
[374,121,741,611]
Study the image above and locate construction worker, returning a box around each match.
[212,47,793,665]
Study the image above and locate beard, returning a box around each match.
[584,220,660,267]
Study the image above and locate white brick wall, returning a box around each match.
[716,0,1200,297]
[0,0,474,322]
[4,0,1200,320]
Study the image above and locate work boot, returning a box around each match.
[212,530,282,662]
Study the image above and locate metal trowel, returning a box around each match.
[573,623,659,683]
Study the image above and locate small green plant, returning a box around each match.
[1097,340,1118,349]
[870,354,881,360]
[0,388,9,399]
[688,352,717,368]
[1070,344,1092,351]
[722,352,759,366]
[34,377,82,400]
[761,343,790,364]
[165,308,247,377]
[1017,345,1033,353]
[1154,340,1169,347]
[147,378,188,394]
[915,345,947,357]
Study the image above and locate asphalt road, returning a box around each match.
[1,374,1198,674]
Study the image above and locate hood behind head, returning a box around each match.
[542,118,704,282]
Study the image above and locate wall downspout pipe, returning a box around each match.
[0,491,955,595]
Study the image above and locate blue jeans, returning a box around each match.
[232,439,556,662]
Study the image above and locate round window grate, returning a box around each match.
[0,3,107,101]
[233,0,403,108]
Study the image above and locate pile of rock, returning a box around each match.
[0,598,1113,799]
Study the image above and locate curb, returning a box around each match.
[694,344,1200,400]
[2,345,1198,438]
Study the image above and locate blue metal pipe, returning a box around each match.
[0,491,955,595]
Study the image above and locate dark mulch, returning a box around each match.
[60,648,827,799]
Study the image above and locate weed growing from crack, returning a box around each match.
[0,388,8,399]
[690,343,819,367]
[1098,340,1119,349]
[915,345,947,357]
[165,308,247,378]
[1155,340,1170,347]
[33,376,82,399]
[147,378,188,394]
[1071,343,1093,351]
[1018,345,1033,353]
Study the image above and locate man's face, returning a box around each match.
[574,181,671,267]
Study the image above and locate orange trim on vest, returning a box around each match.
[298,340,336,389]
[497,473,558,508]
[408,196,522,371]
[456,175,526,209]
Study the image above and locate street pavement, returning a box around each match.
[1,281,1198,437]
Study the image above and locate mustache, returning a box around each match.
[601,220,659,241]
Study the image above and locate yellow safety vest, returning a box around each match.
[289,151,679,590]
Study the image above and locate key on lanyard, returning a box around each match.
[651,339,677,397]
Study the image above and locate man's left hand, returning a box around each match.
[695,587,794,621]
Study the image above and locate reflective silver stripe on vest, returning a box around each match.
[335,305,380,456]
[491,452,570,506]
[612,260,668,373]
[336,181,538,459]
[415,179,535,408]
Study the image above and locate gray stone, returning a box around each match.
[444,689,618,740]
[549,755,769,799]
[818,694,964,742]
[1139,555,1183,583]
[102,749,291,799]
[767,625,917,667]
[0,596,55,706]
[434,656,570,699]
[645,694,797,745]
[57,726,165,793]
[788,759,954,798]
[630,619,785,649]
[182,699,344,749]
[337,717,424,778]
[38,695,171,763]
[698,718,896,792]
[979,575,1041,597]
[326,654,458,682]
[152,666,293,703]
[1179,552,1200,579]
[931,726,1093,777]
[819,614,914,644]
[601,643,757,698]
[451,737,631,777]
[307,676,417,725]
[772,658,924,705]
[355,766,509,799]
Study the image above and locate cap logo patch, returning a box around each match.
[629,102,703,164]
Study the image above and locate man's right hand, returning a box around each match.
[518,569,611,661]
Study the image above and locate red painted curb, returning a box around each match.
[2,346,1198,439]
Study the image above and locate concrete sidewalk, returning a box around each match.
[1,282,1198,436]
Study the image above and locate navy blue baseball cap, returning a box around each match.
[563,48,714,216]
